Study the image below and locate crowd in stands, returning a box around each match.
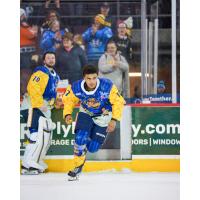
[20,1,134,99]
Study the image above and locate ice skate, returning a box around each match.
[68,163,84,181]
[68,172,80,181]
[21,165,39,175]
[68,155,86,181]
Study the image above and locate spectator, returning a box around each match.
[45,0,60,9]
[20,5,34,18]
[20,8,38,69]
[40,20,65,53]
[157,80,166,94]
[73,34,85,50]
[56,32,87,83]
[41,10,69,34]
[111,21,133,63]
[82,14,113,66]
[98,40,130,98]
[100,2,116,33]
[41,10,59,31]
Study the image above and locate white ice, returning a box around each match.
[21,171,179,200]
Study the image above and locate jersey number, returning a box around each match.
[65,90,70,96]
[33,76,40,82]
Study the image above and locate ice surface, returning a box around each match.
[21,171,179,200]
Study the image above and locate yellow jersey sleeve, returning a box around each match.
[109,85,126,121]
[27,71,49,108]
[62,85,80,119]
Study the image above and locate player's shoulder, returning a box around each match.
[99,78,113,91]
[33,65,49,75]
[71,79,83,93]
[71,79,82,87]
[99,77,113,85]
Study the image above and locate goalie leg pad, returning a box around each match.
[38,117,53,168]
[22,131,38,169]
[22,143,44,170]
[22,116,53,170]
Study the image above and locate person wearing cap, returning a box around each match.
[82,14,113,66]
[56,32,87,83]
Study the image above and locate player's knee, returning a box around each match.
[87,141,101,153]
[75,130,89,145]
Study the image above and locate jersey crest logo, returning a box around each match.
[85,98,100,108]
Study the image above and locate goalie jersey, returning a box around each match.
[27,65,60,108]
[62,78,125,121]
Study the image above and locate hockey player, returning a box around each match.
[21,51,60,175]
[62,65,125,181]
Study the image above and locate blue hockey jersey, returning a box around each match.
[82,27,113,61]
[62,78,125,121]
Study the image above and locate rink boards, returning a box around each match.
[43,156,180,172]
[20,104,180,172]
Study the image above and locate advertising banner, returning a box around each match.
[20,108,120,157]
[127,93,180,104]
[131,106,180,155]
[20,105,180,157]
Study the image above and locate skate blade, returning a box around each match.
[21,169,39,175]
[38,169,45,173]
[68,176,79,181]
